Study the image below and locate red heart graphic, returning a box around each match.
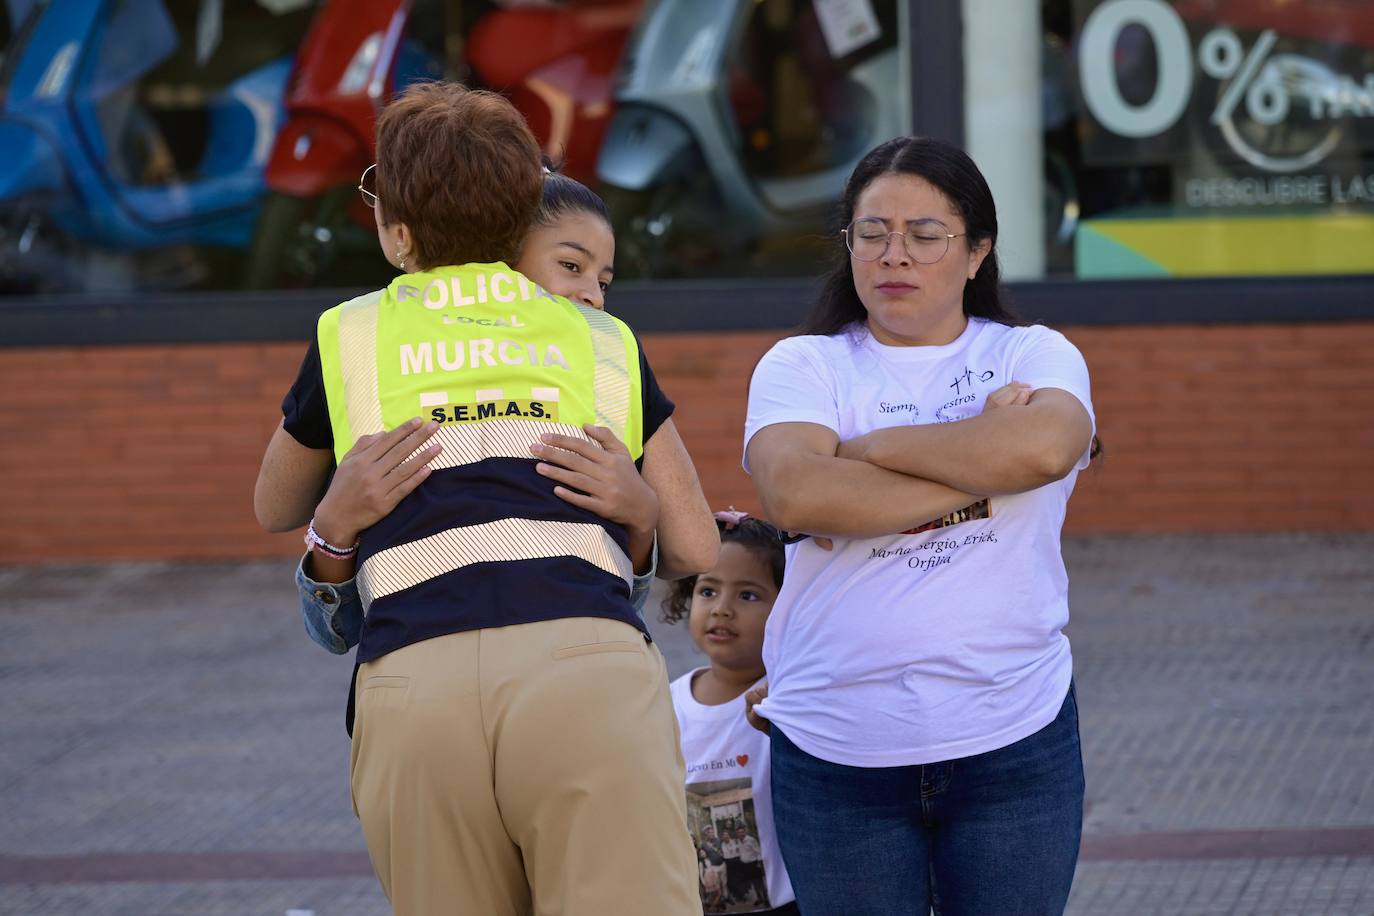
[736,754,749,766]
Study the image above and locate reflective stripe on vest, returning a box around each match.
[576,303,631,441]
[356,517,634,610]
[336,292,384,446]
[424,419,580,471]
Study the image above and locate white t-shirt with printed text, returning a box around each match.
[744,318,1095,767]
[670,670,795,912]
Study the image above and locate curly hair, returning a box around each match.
[660,517,787,625]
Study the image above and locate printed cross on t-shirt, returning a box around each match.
[949,366,996,395]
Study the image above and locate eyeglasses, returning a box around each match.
[358,163,378,208]
[843,217,965,264]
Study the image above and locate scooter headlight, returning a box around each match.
[339,33,382,95]
[36,41,78,99]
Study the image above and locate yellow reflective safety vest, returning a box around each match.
[317,262,647,663]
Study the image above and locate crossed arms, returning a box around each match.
[746,387,1093,540]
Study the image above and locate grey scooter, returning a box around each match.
[597,0,906,277]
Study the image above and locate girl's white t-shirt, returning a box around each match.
[744,318,1095,767]
[670,670,795,911]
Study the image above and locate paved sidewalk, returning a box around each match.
[1,534,1371,915]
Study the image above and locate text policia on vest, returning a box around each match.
[398,270,559,309]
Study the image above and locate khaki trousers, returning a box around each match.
[349,617,700,916]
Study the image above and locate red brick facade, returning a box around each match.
[3,323,1372,563]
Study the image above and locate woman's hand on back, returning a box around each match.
[531,425,659,574]
[531,425,659,537]
[311,418,443,546]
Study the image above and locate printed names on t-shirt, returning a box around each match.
[868,529,999,571]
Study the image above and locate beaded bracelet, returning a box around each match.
[304,520,359,560]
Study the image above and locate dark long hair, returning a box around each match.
[535,157,611,228]
[802,136,1022,336]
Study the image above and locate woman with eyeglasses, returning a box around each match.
[742,136,1098,915]
[254,82,714,916]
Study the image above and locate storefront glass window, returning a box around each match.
[975,0,1374,280]
[602,0,906,278]
[0,0,909,294]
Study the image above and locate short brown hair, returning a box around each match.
[375,82,543,270]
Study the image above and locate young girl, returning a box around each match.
[664,511,797,916]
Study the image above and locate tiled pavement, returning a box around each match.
[1,534,1371,915]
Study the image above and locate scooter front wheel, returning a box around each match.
[245,190,388,289]
[602,177,732,280]
[246,192,314,290]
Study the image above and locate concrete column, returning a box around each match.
[963,0,1046,279]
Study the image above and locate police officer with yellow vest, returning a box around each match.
[254,83,713,916]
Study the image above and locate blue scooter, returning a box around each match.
[0,0,303,293]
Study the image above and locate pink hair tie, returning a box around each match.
[713,509,749,530]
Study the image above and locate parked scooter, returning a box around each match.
[245,0,442,288]
[247,0,639,287]
[464,0,643,185]
[0,0,309,293]
[596,0,904,277]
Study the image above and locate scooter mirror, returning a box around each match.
[195,0,223,65]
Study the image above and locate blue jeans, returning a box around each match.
[770,685,1084,916]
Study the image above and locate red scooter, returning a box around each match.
[465,0,643,185]
[246,0,640,288]
[245,0,442,288]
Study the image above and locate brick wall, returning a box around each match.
[3,323,1372,564]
